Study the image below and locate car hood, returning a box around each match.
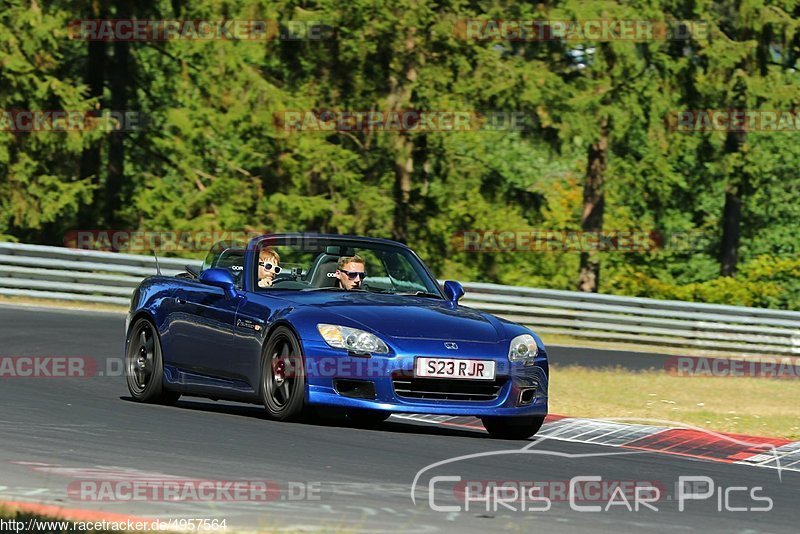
[276,291,506,342]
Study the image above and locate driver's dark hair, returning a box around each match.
[337,254,364,269]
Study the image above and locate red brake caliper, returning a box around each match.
[273,357,286,384]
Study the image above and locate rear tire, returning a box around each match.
[347,409,390,427]
[481,415,545,440]
[260,326,307,421]
[125,318,180,405]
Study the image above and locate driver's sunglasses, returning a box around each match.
[258,261,281,274]
[340,269,366,280]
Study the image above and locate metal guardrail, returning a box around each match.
[459,283,800,356]
[2,242,799,356]
[0,242,195,306]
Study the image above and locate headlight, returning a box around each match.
[317,324,389,354]
[508,334,539,362]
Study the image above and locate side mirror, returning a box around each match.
[443,280,465,305]
[199,268,238,299]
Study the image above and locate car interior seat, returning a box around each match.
[213,247,246,287]
[307,253,341,288]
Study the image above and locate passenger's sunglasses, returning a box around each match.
[258,261,281,274]
[339,269,366,280]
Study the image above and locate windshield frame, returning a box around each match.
[242,234,445,298]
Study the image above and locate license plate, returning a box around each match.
[414,358,496,380]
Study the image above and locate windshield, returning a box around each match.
[252,236,442,297]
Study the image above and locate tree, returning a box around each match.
[0,0,96,242]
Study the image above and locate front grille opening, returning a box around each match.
[334,379,376,399]
[392,371,505,401]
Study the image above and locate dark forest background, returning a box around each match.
[2,0,800,308]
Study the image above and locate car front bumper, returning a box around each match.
[302,340,548,418]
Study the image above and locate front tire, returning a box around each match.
[481,415,545,440]
[125,318,180,405]
[260,326,307,421]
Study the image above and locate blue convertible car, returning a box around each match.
[125,234,548,439]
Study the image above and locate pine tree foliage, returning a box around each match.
[1,0,799,308]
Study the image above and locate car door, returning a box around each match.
[167,246,245,382]
[169,281,240,379]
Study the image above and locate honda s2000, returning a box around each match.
[125,234,548,439]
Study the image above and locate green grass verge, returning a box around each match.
[551,364,800,440]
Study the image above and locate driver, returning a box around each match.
[335,254,366,290]
[258,247,281,288]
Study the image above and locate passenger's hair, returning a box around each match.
[337,254,365,269]
[259,246,280,263]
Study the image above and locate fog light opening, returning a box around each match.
[333,379,377,400]
[518,387,536,405]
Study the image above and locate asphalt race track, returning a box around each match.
[0,305,797,533]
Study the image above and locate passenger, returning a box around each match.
[257,247,281,288]
[336,254,366,290]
